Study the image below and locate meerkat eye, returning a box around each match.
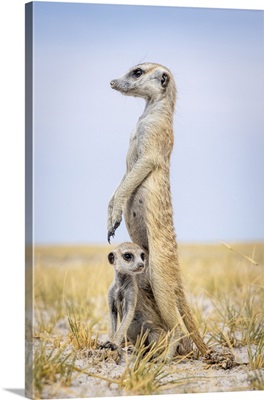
[132,68,143,78]
[140,253,145,261]
[123,252,134,261]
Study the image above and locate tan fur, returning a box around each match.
[107,63,208,358]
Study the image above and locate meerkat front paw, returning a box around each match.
[99,341,118,351]
[108,215,122,243]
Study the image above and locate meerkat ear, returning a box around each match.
[108,252,115,265]
[161,72,169,88]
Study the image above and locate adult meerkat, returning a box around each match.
[107,62,208,358]
[101,242,190,355]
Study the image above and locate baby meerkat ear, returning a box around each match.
[108,252,115,265]
[161,72,170,88]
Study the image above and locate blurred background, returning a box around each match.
[31,2,264,245]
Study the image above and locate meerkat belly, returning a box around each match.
[124,184,149,251]
[124,169,171,250]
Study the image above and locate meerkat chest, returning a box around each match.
[115,289,131,321]
[114,279,137,318]
[126,125,147,171]
[115,287,124,303]
[113,288,123,316]
[126,132,139,171]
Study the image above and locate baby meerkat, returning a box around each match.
[101,242,190,355]
[107,62,207,359]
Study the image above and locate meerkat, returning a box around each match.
[107,62,208,359]
[101,242,191,356]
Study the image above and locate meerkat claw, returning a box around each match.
[108,220,121,243]
[108,230,114,244]
[113,220,121,230]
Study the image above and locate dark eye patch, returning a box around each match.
[123,252,134,261]
[132,68,143,78]
[141,253,145,261]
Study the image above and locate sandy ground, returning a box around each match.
[35,318,264,399]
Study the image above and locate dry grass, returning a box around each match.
[30,241,264,397]
[33,341,76,399]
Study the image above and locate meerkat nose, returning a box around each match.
[138,262,144,269]
[110,80,115,87]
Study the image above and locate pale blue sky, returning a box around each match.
[31,2,264,244]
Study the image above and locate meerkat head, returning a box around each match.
[108,242,146,275]
[110,62,176,106]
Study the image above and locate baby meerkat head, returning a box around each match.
[110,62,176,104]
[108,242,146,275]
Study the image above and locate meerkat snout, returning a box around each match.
[110,79,122,92]
[137,261,144,269]
[133,260,144,272]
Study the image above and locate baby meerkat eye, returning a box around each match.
[141,253,145,261]
[123,252,134,261]
[132,68,143,78]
